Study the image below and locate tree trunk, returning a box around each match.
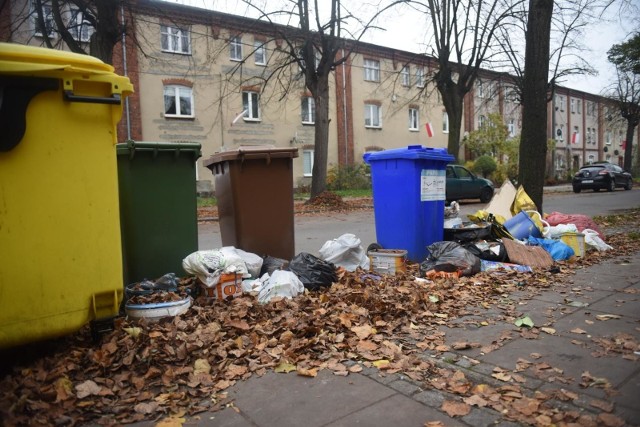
[89,0,120,64]
[436,73,465,162]
[310,76,330,198]
[518,0,553,212]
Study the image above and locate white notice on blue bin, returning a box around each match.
[420,169,446,201]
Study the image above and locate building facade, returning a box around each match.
[2,0,636,192]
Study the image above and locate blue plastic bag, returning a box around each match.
[527,236,575,261]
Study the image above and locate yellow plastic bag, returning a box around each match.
[511,186,537,216]
[468,209,506,225]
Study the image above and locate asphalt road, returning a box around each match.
[198,188,640,257]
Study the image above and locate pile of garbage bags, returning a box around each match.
[181,233,370,304]
[429,181,613,278]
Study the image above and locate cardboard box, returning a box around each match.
[199,273,243,300]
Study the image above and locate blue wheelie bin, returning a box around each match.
[364,145,454,262]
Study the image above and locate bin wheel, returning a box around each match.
[367,242,383,252]
[90,318,115,344]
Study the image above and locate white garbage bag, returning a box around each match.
[318,233,370,271]
[182,247,250,286]
[583,229,613,251]
[257,270,305,304]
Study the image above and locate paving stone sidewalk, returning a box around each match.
[127,249,639,427]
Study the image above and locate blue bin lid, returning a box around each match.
[363,145,454,163]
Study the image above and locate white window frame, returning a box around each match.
[605,131,611,145]
[559,96,565,112]
[254,40,266,65]
[242,91,260,121]
[364,59,380,82]
[587,154,595,164]
[577,99,582,114]
[230,36,243,61]
[163,85,194,118]
[31,1,55,38]
[408,108,419,131]
[478,115,486,128]
[586,127,591,144]
[571,99,576,114]
[301,97,315,124]
[477,80,484,98]
[556,154,565,169]
[442,112,449,133]
[508,118,515,137]
[415,67,425,88]
[401,65,410,86]
[556,124,564,141]
[70,8,93,42]
[303,149,314,177]
[161,25,191,54]
[365,103,382,128]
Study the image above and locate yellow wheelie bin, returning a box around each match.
[0,43,134,348]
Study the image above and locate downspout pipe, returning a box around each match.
[121,1,131,141]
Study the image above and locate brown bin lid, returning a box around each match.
[204,146,299,168]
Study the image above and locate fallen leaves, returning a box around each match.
[441,400,471,417]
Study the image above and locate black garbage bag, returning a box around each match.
[288,252,338,291]
[463,241,507,262]
[259,256,289,277]
[419,241,481,277]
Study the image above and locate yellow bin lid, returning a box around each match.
[0,42,133,94]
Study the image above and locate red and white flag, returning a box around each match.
[571,132,580,144]
[425,122,434,137]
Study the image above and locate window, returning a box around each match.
[586,127,591,144]
[401,66,410,86]
[442,112,449,133]
[559,96,565,112]
[230,36,242,60]
[254,40,266,65]
[556,154,565,169]
[164,85,194,118]
[409,108,419,130]
[606,131,611,145]
[606,154,611,162]
[477,80,484,98]
[591,128,597,145]
[571,99,576,113]
[161,25,190,54]
[508,118,515,137]
[303,150,314,177]
[572,125,580,144]
[365,103,381,128]
[364,59,380,82]
[415,67,425,88]
[242,91,260,121]
[577,99,582,114]
[478,115,486,128]
[301,97,315,124]
[70,9,93,42]
[31,1,54,37]
[587,154,595,164]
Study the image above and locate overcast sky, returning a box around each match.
[164,0,638,96]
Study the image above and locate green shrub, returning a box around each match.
[327,164,371,191]
[473,155,497,178]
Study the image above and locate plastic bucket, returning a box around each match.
[368,249,408,275]
[125,297,191,321]
[503,211,542,240]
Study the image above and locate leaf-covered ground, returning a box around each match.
[1,209,639,426]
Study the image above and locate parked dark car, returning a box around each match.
[446,164,495,203]
[572,162,633,193]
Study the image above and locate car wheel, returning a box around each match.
[573,186,581,193]
[607,178,615,192]
[624,179,633,190]
[479,187,493,203]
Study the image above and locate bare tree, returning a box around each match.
[608,34,640,172]
[518,0,553,212]
[411,0,523,161]
[233,0,401,199]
